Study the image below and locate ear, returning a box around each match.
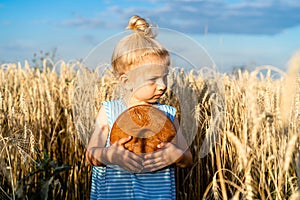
[119,74,131,90]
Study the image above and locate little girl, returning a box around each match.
[86,15,193,200]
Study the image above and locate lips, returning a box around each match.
[153,94,163,98]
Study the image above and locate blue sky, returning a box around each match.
[1,0,300,72]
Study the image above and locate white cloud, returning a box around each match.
[198,1,296,33]
[57,0,300,35]
[1,40,36,52]
[150,0,300,34]
[59,14,105,29]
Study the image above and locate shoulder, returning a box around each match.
[101,99,117,106]
[158,103,176,113]
[157,104,176,121]
[95,105,108,126]
[102,99,122,107]
[96,100,122,125]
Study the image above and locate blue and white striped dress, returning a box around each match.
[90,99,177,200]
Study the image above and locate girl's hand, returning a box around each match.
[142,142,184,172]
[105,136,144,173]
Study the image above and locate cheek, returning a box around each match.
[134,84,156,97]
[131,77,147,88]
[132,79,154,90]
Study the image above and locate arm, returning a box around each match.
[86,105,144,172]
[143,117,193,171]
[172,117,193,168]
[165,117,193,168]
[85,105,110,166]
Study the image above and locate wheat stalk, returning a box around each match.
[282,134,299,173]
[1,53,300,199]
[280,50,300,124]
[226,131,248,169]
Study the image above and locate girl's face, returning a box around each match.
[122,58,169,106]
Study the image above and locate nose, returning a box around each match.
[156,78,167,91]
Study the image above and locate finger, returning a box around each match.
[157,142,167,148]
[157,142,173,149]
[142,155,163,168]
[123,160,144,173]
[124,152,144,168]
[121,162,140,172]
[142,158,160,171]
[118,136,132,145]
[126,149,144,161]
[117,157,143,173]
[143,150,162,159]
[144,161,167,172]
[128,156,144,168]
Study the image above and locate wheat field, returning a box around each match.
[0,52,300,199]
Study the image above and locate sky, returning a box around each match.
[1,0,300,72]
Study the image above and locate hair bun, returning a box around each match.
[126,15,156,38]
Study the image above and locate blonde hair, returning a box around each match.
[111,15,170,77]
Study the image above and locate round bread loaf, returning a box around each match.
[110,105,176,154]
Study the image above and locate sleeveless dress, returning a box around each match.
[90,99,177,200]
